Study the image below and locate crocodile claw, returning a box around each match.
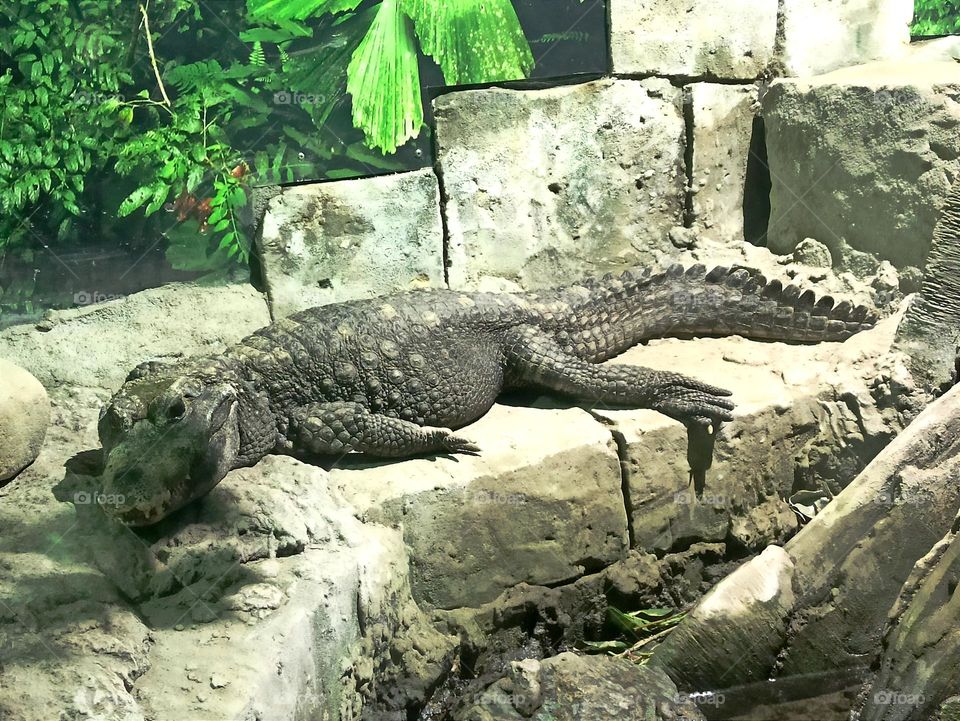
[442,433,481,455]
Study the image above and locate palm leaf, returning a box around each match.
[284,7,375,129]
[399,0,533,85]
[247,0,363,21]
[346,0,422,154]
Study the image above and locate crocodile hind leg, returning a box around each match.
[285,401,481,458]
[505,325,735,430]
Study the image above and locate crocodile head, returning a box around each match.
[97,363,241,526]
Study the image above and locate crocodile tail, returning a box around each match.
[566,263,878,359]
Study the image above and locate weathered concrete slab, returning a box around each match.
[0,281,269,391]
[257,169,445,319]
[435,79,686,291]
[762,59,960,270]
[779,0,913,77]
[690,83,759,241]
[609,0,777,80]
[331,403,629,610]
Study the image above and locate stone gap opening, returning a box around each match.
[743,115,772,246]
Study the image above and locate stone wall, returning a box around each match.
[256,0,929,307]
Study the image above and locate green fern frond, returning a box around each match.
[346,0,422,154]
[399,0,533,85]
[249,40,266,65]
[165,60,223,92]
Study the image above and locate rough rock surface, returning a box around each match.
[856,511,960,721]
[649,381,960,693]
[0,266,927,719]
[330,404,628,610]
[0,359,49,484]
[0,280,269,390]
[594,305,912,554]
[453,652,705,721]
[435,78,685,291]
[895,176,960,391]
[0,285,451,721]
[257,168,445,319]
[651,546,796,686]
[609,0,777,80]
[689,83,760,241]
[762,59,960,270]
[779,0,913,77]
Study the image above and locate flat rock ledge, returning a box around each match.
[0,281,918,719]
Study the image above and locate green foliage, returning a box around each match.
[912,0,960,35]
[401,0,533,85]
[0,0,537,274]
[0,0,135,250]
[347,0,422,154]
[582,607,687,665]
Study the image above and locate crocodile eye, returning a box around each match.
[167,397,187,422]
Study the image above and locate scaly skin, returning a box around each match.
[97,263,878,525]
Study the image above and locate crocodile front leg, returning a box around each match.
[285,402,481,458]
[505,325,735,429]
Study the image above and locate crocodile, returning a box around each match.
[96,264,878,526]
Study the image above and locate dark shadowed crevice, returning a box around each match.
[610,428,637,549]
[743,115,772,246]
[429,124,453,288]
[682,86,696,229]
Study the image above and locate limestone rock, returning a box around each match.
[331,403,628,609]
[0,359,49,484]
[435,78,686,290]
[454,652,706,721]
[652,546,796,687]
[793,238,833,268]
[609,0,777,80]
[646,379,960,692]
[594,309,910,554]
[0,281,269,391]
[856,512,960,721]
[690,83,760,241]
[257,168,445,319]
[779,0,913,77]
[762,59,960,269]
